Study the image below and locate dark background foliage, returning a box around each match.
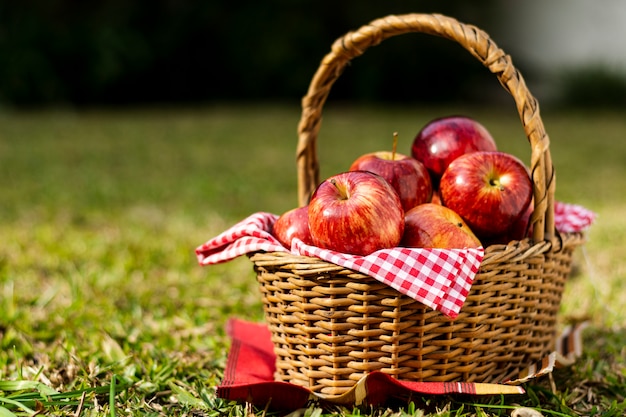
[1,1,511,107]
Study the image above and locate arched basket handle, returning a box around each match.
[295,13,555,242]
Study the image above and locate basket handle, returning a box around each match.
[296,13,555,243]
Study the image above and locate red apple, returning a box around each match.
[349,150,432,212]
[439,151,533,239]
[308,171,405,256]
[271,206,314,248]
[483,201,533,246]
[401,203,482,249]
[411,116,497,186]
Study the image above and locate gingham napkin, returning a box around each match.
[554,201,596,233]
[196,212,482,318]
[196,201,594,319]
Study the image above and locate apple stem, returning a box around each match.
[329,178,348,199]
[392,132,399,160]
[489,178,505,191]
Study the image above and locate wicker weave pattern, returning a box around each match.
[251,233,583,395]
[250,13,587,396]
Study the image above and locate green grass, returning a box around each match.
[1,103,625,416]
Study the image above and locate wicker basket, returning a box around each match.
[249,13,586,396]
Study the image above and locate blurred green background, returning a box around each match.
[2,0,626,108]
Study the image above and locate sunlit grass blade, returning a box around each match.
[109,374,116,417]
[0,381,59,397]
[0,380,127,414]
[169,382,208,409]
[0,397,36,415]
[0,406,17,417]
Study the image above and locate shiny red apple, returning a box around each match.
[271,206,314,248]
[483,201,533,246]
[349,150,432,212]
[308,171,405,256]
[411,116,497,186]
[400,203,482,249]
[439,151,533,239]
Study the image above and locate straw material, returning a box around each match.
[250,13,586,395]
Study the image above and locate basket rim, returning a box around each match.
[249,230,586,272]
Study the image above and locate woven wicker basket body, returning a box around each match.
[249,13,586,396]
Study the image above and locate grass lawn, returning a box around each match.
[1,103,625,416]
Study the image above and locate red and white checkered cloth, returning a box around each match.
[554,201,596,233]
[196,202,594,319]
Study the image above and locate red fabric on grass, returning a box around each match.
[217,319,527,412]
